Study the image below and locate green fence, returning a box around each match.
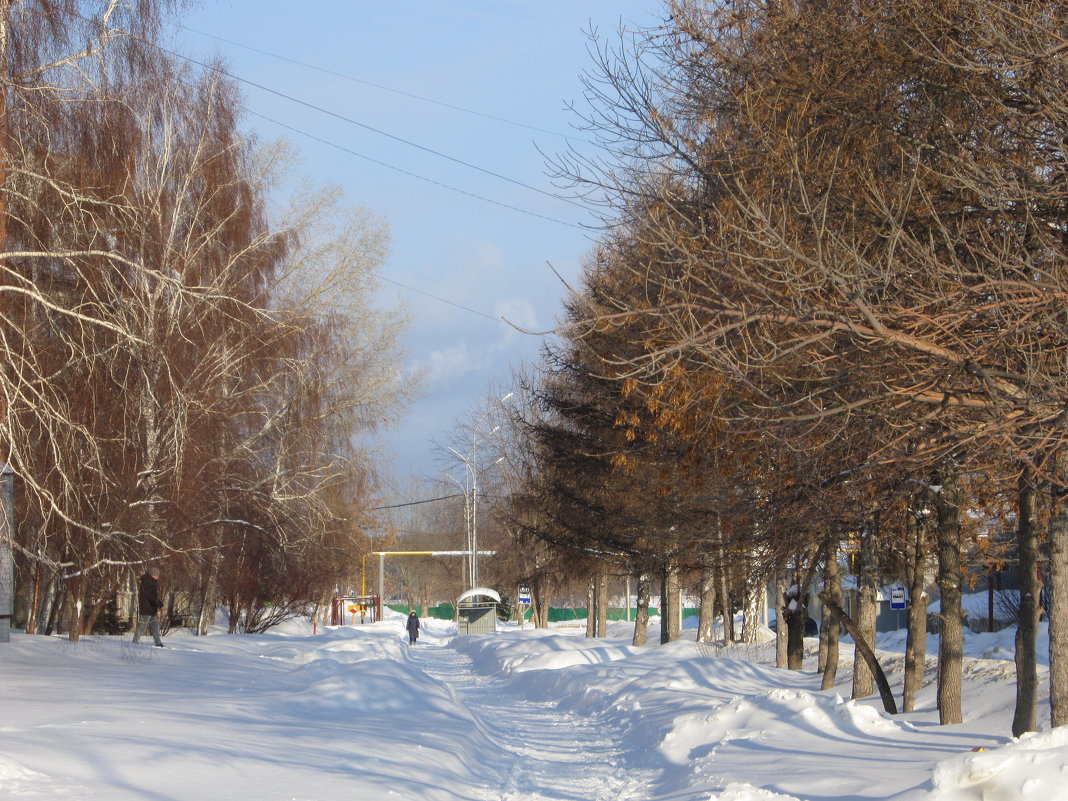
[388,603,455,619]
[389,604,700,622]
[546,607,700,622]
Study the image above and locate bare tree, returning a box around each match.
[3,4,409,636]
[552,0,1068,728]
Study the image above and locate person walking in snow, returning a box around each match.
[406,610,420,645]
[133,568,165,647]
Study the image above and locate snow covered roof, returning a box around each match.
[457,587,501,604]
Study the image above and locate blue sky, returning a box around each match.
[171,1,664,496]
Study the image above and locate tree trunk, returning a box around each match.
[585,580,596,638]
[534,595,549,628]
[774,569,788,668]
[1012,469,1040,737]
[196,562,217,636]
[932,473,964,725]
[697,565,717,643]
[818,601,830,674]
[1049,509,1068,728]
[632,572,650,646]
[83,577,111,636]
[717,531,735,642]
[661,563,681,643]
[741,580,760,643]
[821,540,842,691]
[227,595,241,634]
[596,568,608,638]
[26,556,53,635]
[32,576,51,636]
[44,579,65,636]
[784,580,806,670]
[25,558,43,635]
[819,592,898,715]
[66,575,83,642]
[196,593,212,635]
[903,507,928,713]
[532,577,551,629]
[852,519,879,699]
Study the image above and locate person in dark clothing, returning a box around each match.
[406,610,420,645]
[133,569,165,647]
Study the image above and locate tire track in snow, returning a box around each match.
[409,643,657,801]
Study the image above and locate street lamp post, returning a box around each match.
[468,425,496,589]
[451,392,513,591]
[444,472,472,587]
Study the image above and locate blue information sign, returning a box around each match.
[890,585,906,610]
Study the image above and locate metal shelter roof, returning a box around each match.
[457,587,501,604]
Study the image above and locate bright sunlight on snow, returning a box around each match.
[0,605,1064,801]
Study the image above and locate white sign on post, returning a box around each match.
[517,585,532,630]
[890,585,907,610]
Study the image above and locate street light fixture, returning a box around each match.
[444,471,472,587]
[451,392,514,590]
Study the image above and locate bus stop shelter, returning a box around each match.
[456,588,500,635]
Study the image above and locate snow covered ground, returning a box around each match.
[0,607,1064,801]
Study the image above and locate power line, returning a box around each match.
[180,23,586,142]
[151,41,590,212]
[370,493,463,510]
[248,110,583,230]
[48,7,590,317]
[54,7,594,233]
[371,271,500,321]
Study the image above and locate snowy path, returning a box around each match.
[2,618,1065,801]
[410,642,658,801]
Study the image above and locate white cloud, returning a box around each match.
[409,341,484,388]
[408,298,541,392]
[493,298,539,338]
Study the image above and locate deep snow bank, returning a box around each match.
[893,727,1068,801]
[449,628,1060,800]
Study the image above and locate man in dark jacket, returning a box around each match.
[406,610,420,645]
[133,569,165,647]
